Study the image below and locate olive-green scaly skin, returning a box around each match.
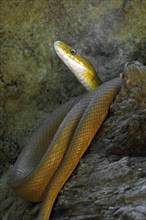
[9,42,121,220]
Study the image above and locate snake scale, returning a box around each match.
[9,41,121,219]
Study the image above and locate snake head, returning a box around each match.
[54,41,101,91]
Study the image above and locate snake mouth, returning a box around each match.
[54,41,62,51]
[54,41,62,55]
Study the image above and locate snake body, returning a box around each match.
[9,41,121,219]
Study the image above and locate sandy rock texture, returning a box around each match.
[0,0,146,219]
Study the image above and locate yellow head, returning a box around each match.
[54,41,101,91]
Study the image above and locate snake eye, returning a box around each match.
[70,49,77,55]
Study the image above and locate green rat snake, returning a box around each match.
[9,41,121,219]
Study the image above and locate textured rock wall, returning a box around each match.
[0,0,146,219]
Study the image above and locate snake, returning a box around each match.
[9,41,121,219]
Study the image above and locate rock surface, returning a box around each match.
[0,0,146,219]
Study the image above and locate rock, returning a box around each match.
[1,0,146,219]
[104,62,146,157]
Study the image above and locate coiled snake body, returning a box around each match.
[9,41,121,219]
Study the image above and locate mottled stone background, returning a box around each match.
[0,0,146,219]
